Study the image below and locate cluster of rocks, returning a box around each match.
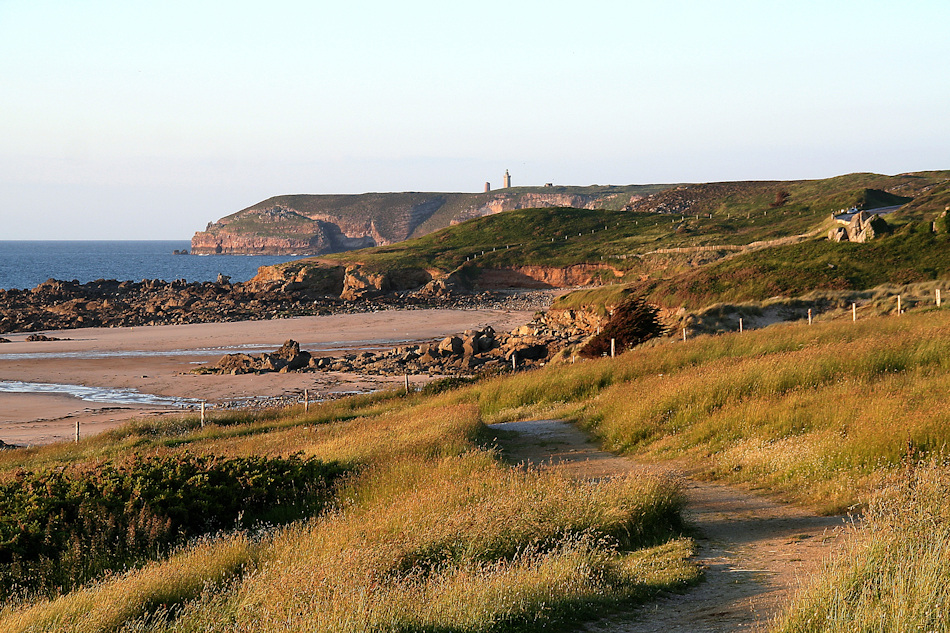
[24,334,66,342]
[200,307,604,379]
[305,309,603,376]
[207,340,314,375]
[0,277,554,335]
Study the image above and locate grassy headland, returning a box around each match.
[252,171,950,310]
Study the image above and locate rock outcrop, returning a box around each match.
[191,194,449,256]
[211,340,312,375]
[828,211,891,243]
[0,277,554,335]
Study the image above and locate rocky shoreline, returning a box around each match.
[193,303,607,381]
[0,277,554,335]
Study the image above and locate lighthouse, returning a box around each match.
[503,169,511,188]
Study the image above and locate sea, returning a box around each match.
[0,241,306,291]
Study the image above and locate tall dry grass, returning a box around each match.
[774,463,950,632]
[446,309,950,512]
[0,382,695,632]
[0,533,259,633]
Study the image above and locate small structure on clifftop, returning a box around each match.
[503,169,511,188]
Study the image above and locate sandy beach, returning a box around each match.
[0,307,535,446]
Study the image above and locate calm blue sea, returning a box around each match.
[0,241,306,291]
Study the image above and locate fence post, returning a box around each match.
[405,373,410,395]
[75,419,80,443]
[200,401,206,428]
[808,308,813,325]
[682,328,687,342]
[739,318,743,333]
[938,289,942,307]
[897,295,901,315]
[512,352,517,371]
[852,303,857,322]
[611,338,615,358]
[304,389,309,412]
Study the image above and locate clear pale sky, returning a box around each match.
[1,0,948,240]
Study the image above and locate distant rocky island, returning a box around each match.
[190,180,669,255]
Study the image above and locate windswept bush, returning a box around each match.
[579,295,665,358]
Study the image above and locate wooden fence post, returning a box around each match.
[852,303,857,322]
[405,373,410,395]
[808,308,813,325]
[611,338,615,358]
[682,328,687,342]
[739,318,743,333]
[512,352,517,371]
[938,289,942,307]
[304,389,309,412]
[75,419,80,443]
[200,401,206,428]
[897,295,901,315]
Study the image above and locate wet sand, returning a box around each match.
[0,307,534,446]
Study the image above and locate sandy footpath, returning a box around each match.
[491,420,846,632]
[0,308,534,446]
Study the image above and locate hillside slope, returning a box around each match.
[251,171,950,301]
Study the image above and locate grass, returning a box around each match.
[7,292,950,628]
[774,463,950,632]
[0,392,695,632]
[636,223,950,309]
[397,308,950,514]
[253,172,950,300]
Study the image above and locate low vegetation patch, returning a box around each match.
[639,225,950,309]
[0,454,344,598]
[0,395,695,632]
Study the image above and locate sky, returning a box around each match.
[1,0,948,240]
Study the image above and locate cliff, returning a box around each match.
[191,185,666,255]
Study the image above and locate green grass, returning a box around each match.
[636,224,950,308]
[9,285,950,629]
[410,308,950,513]
[255,171,950,286]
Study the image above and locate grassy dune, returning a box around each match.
[437,308,950,513]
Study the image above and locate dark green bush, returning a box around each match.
[0,453,346,598]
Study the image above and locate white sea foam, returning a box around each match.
[0,380,200,407]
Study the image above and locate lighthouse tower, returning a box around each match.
[503,169,511,188]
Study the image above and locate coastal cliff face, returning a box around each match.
[248,258,626,301]
[450,192,613,225]
[191,187,655,256]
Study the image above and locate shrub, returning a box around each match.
[0,453,346,598]
[579,296,666,358]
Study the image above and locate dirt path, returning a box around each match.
[489,419,847,632]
